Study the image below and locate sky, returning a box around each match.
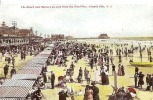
[0,4,153,38]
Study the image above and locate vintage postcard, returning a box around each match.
[0,1,153,100]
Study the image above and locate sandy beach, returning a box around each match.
[40,39,153,100]
[0,54,34,78]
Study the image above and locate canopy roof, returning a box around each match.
[2,79,35,88]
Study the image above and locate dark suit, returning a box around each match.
[134,74,138,88]
[58,91,68,100]
[51,73,55,89]
[112,65,115,71]
[135,67,139,74]
[92,86,100,100]
[4,65,9,78]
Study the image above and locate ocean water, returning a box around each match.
[78,39,153,47]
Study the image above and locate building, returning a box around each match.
[0,21,42,47]
[51,34,65,41]
[0,21,17,37]
[99,33,110,39]
[65,36,74,40]
[18,29,33,36]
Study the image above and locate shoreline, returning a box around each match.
[74,37,153,41]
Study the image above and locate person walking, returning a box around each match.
[146,74,149,85]
[105,71,109,85]
[135,66,139,74]
[134,72,138,88]
[98,57,102,66]
[112,64,115,75]
[70,62,75,71]
[146,74,152,91]
[79,67,83,78]
[51,71,55,89]
[32,88,43,100]
[138,72,144,89]
[91,82,100,100]
[43,72,47,84]
[4,64,9,78]
[84,85,93,100]
[23,51,26,60]
[110,56,114,64]
[86,71,91,85]
[12,57,15,66]
[58,89,68,100]
[8,57,11,64]
[117,64,122,76]
[84,67,88,80]
[90,58,94,72]
[121,65,125,76]
[95,69,99,83]
[10,67,16,78]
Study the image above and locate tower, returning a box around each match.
[12,21,17,29]
[1,21,6,27]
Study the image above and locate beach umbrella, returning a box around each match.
[128,88,136,94]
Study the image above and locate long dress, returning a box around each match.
[58,91,67,100]
[86,89,93,100]
[84,69,87,79]
[138,74,144,85]
[118,66,122,76]
[95,70,99,82]
[105,71,109,85]
[121,66,125,76]
[98,58,102,66]
[101,72,106,85]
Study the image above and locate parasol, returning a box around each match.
[128,88,136,94]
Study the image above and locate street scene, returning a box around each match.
[0,5,153,100]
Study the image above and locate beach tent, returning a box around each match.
[11,74,38,80]
[0,87,31,99]
[17,69,41,75]
[2,79,35,88]
[21,66,42,70]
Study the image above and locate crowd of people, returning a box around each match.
[1,44,44,79]
[134,66,153,91]
[1,40,153,100]
[39,40,153,99]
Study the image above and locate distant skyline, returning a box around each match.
[0,5,153,38]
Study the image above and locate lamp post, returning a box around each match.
[12,21,17,37]
[113,71,118,94]
[29,27,33,45]
[11,21,17,50]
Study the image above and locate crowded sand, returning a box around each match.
[41,39,153,100]
[0,54,34,78]
[1,39,153,100]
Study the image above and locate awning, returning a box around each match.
[17,69,41,75]
[21,66,42,70]
[23,64,43,67]
[0,99,25,100]
[11,74,38,80]
[2,79,35,88]
[0,87,31,98]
